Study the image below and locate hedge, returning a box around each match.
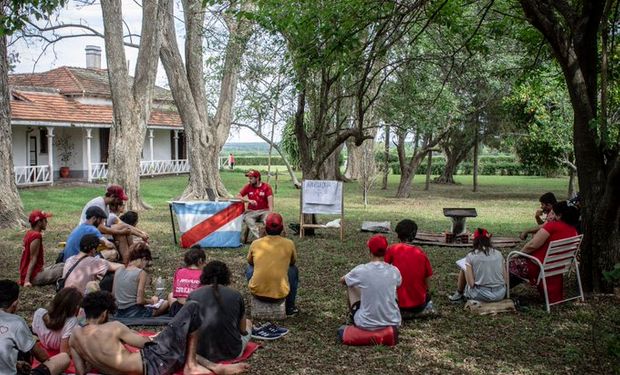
[228,156,286,166]
[389,159,551,176]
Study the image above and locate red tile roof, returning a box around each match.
[9,67,182,128]
[10,90,182,128]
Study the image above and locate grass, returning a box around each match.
[2,172,619,374]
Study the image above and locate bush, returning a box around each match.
[230,156,286,166]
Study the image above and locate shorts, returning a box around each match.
[141,301,202,375]
[115,304,154,318]
[30,364,50,375]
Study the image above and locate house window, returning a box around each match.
[100,128,110,162]
[40,128,48,154]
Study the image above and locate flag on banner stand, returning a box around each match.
[171,201,245,248]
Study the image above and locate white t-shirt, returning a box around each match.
[0,310,36,375]
[106,212,119,228]
[31,308,78,351]
[344,261,402,329]
[79,196,108,225]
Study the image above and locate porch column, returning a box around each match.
[173,130,179,160]
[46,127,55,184]
[149,129,154,161]
[86,128,93,182]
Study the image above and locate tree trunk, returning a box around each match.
[381,124,390,190]
[343,139,363,180]
[0,34,26,228]
[424,149,432,191]
[472,124,479,192]
[567,168,576,198]
[519,0,620,291]
[435,153,459,184]
[101,0,165,211]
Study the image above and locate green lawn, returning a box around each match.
[2,172,618,374]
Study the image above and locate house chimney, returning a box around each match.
[85,45,102,69]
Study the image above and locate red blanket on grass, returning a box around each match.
[33,331,259,374]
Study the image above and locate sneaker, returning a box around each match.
[251,326,284,340]
[448,291,464,302]
[286,307,299,316]
[264,323,289,336]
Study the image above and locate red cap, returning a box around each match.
[265,212,283,232]
[367,234,388,256]
[107,184,128,201]
[245,170,261,179]
[28,210,52,225]
[473,228,491,240]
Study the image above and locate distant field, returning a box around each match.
[2,172,617,374]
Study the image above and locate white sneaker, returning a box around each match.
[448,291,464,302]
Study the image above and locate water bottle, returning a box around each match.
[155,276,165,299]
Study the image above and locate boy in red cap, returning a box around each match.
[340,234,402,329]
[18,210,64,287]
[236,170,273,242]
[246,212,299,316]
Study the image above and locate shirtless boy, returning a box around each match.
[69,291,248,375]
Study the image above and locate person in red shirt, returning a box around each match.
[384,219,435,318]
[236,170,274,242]
[19,210,64,287]
[509,201,579,303]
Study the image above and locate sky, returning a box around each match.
[9,1,263,143]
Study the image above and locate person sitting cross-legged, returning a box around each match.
[188,261,252,363]
[340,234,402,330]
[168,247,207,317]
[62,207,117,262]
[448,228,507,303]
[31,287,83,354]
[69,291,249,375]
[106,201,149,264]
[113,242,169,318]
[0,279,70,375]
[62,234,122,295]
[246,212,299,316]
[19,210,64,287]
[385,220,435,317]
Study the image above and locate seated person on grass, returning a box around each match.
[448,228,507,303]
[246,212,299,316]
[19,210,63,287]
[385,220,435,317]
[520,192,557,240]
[62,207,117,262]
[168,247,207,317]
[340,234,402,330]
[62,234,122,295]
[32,287,82,354]
[78,184,132,240]
[188,261,252,363]
[106,201,149,264]
[112,242,169,318]
[0,279,70,375]
[69,291,248,375]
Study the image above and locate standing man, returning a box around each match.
[236,170,273,242]
[19,210,64,287]
[228,153,235,170]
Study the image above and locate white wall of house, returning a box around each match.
[142,129,173,161]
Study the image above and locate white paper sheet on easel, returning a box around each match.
[302,180,342,214]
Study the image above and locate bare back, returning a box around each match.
[70,321,145,375]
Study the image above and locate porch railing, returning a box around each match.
[89,159,190,181]
[14,165,52,186]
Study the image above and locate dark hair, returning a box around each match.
[82,291,117,319]
[265,226,283,235]
[108,200,124,213]
[553,201,580,227]
[539,192,557,205]
[184,248,206,267]
[200,261,231,306]
[0,279,19,308]
[395,219,418,242]
[79,234,100,253]
[128,242,152,262]
[472,228,493,255]
[120,211,139,226]
[44,287,82,331]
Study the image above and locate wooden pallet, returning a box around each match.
[411,231,521,248]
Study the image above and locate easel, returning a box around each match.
[299,180,344,241]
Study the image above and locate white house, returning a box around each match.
[9,45,189,187]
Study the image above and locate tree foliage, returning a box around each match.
[0,0,65,36]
